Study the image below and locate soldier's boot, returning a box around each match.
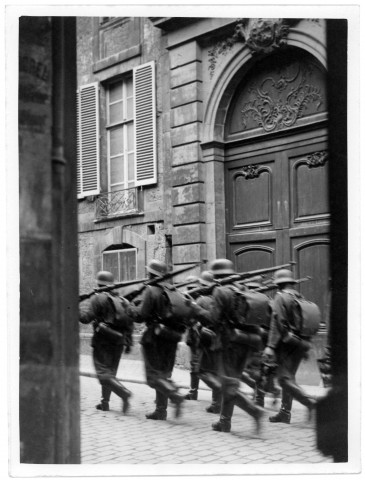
[146,391,168,420]
[206,388,222,414]
[212,398,234,433]
[185,373,199,400]
[235,391,264,435]
[269,408,291,424]
[281,380,316,422]
[154,378,184,418]
[108,378,132,414]
[96,386,111,411]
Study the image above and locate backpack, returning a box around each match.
[241,291,272,329]
[286,291,322,337]
[228,287,271,329]
[161,285,194,331]
[106,293,134,331]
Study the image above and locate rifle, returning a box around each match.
[79,277,149,302]
[185,262,296,299]
[174,278,200,289]
[252,276,312,293]
[124,262,202,301]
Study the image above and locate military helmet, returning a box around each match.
[273,269,297,285]
[185,275,199,291]
[245,275,262,289]
[199,270,214,286]
[96,270,114,286]
[146,259,168,277]
[210,259,235,276]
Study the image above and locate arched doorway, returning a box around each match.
[223,48,330,318]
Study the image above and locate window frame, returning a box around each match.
[106,76,135,193]
[102,247,137,282]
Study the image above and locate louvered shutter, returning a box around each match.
[133,62,157,186]
[76,83,100,198]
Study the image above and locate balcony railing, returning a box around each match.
[95,187,139,220]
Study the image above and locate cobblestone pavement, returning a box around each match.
[80,356,333,466]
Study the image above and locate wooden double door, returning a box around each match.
[225,128,330,317]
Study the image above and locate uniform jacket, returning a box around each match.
[267,288,303,349]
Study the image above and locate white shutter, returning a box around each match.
[133,61,157,186]
[77,83,100,198]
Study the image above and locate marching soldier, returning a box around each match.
[79,271,133,413]
[184,275,201,400]
[187,271,223,414]
[263,269,317,424]
[207,259,264,434]
[131,260,186,420]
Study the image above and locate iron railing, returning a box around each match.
[95,187,139,219]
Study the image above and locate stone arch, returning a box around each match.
[203,30,327,144]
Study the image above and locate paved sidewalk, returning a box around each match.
[79,355,333,466]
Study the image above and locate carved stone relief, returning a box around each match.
[208,18,300,78]
[306,151,328,168]
[240,63,324,133]
[239,165,261,179]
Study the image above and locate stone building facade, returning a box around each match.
[77,17,330,335]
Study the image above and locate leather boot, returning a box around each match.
[206,388,222,413]
[96,400,109,411]
[212,397,234,432]
[269,408,291,424]
[96,386,111,410]
[185,373,199,400]
[235,391,264,435]
[107,378,132,414]
[146,391,168,420]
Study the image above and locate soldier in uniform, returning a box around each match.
[184,275,201,400]
[264,269,316,424]
[79,271,133,413]
[187,271,223,414]
[131,260,186,420]
[207,259,264,434]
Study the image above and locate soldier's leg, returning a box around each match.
[146,390,168,420]
[234,390,264,434]
[212,377,237,433]
[199,371,222,413]
[270,347,314,423]
[186,347,201,400]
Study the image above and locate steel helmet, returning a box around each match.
[96,270,114,286]
[210,259,235,276]
[146,259,168,277]
[185,275,199,291]
[199,270,214,286]
[273,269,297,285]
[245,275,262,289]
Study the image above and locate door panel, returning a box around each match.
[229,239,278,273]
[290,232,330,323]
[225,131,330,313]
[287,146,329,226]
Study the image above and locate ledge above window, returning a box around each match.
[93,44,142,73]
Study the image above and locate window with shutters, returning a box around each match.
[78,62,157,214]
[102,247,137,281]
[77,83,100,198]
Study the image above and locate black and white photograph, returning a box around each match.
[3,2,362,478]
